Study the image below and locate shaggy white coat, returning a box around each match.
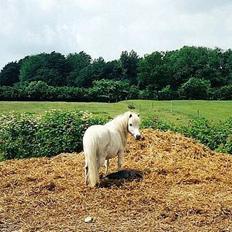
[83,111,141,187]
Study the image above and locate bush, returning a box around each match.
[89,79,131,102]
[180,118,232,153]
[1,111,231,160]
[0,86,21,100]
[25,81,50,100]
[0,110,106,160]
[142,116,176,131]
[214,118,232,153]
[138,88,156,99]
[223,136,232,154]
[0,113,38,159]
[179,78,211,99]
[142,117,232,154]
[158,85,176,100]
[214,85,232,100]
[182,118,213,147]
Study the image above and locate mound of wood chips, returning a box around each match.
[1,129,232,232]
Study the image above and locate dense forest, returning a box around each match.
[0,46,232,101]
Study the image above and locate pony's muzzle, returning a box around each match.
[135,134,141,140]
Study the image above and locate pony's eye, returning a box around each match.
[129,123,132,126]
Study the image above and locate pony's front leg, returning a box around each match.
[84,160,89,185]
[105,159,110,175]
[117,152,124,171]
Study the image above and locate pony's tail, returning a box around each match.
[84,141,99,187]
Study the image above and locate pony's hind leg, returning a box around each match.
[117,151,124,171]
[84,162,89,185]
[104,159,110,175]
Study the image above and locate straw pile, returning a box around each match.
[1,129,232,232]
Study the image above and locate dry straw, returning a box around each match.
[0,129,232,231]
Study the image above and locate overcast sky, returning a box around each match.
[1,0,232,69]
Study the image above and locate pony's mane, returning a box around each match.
[105,111,136,146]
[106,111,132,129]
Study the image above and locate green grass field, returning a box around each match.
[0,100,231,125]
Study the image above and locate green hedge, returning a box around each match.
[142,116,232,154]
[0,111,106,160]
[0,111,231,160]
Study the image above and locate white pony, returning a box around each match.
[83,111,141,187]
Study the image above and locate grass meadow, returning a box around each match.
[0,100,231,125]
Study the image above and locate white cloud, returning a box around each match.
[0,0,232,69]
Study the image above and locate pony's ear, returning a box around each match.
[129,114,132,118]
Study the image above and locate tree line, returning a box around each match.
[0,46,232,101]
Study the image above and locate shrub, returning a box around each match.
[182,118,213,147]
[0,110,106,160]
[181,118,232,153]
[138,88,156,99]
[142,117,232,154]
[179,78,211,99]
[214,85,232,100]
[214,118,232,153]
[127,103,136,110]
[158,85,176,100]
[0,113,38,159]
[25,81,50,100]
[223,136,232,154]
[89,79,131,102]
[0,86,21,100]
[1,111,231,160]
[142,116,176,131]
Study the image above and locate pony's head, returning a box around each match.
[127,112,141,140]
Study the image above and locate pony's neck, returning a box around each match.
[117,120,128,147]
[107,113,129,147]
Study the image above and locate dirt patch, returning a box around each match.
[0,129,232,231]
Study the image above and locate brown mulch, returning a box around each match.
[0,129,232,232]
